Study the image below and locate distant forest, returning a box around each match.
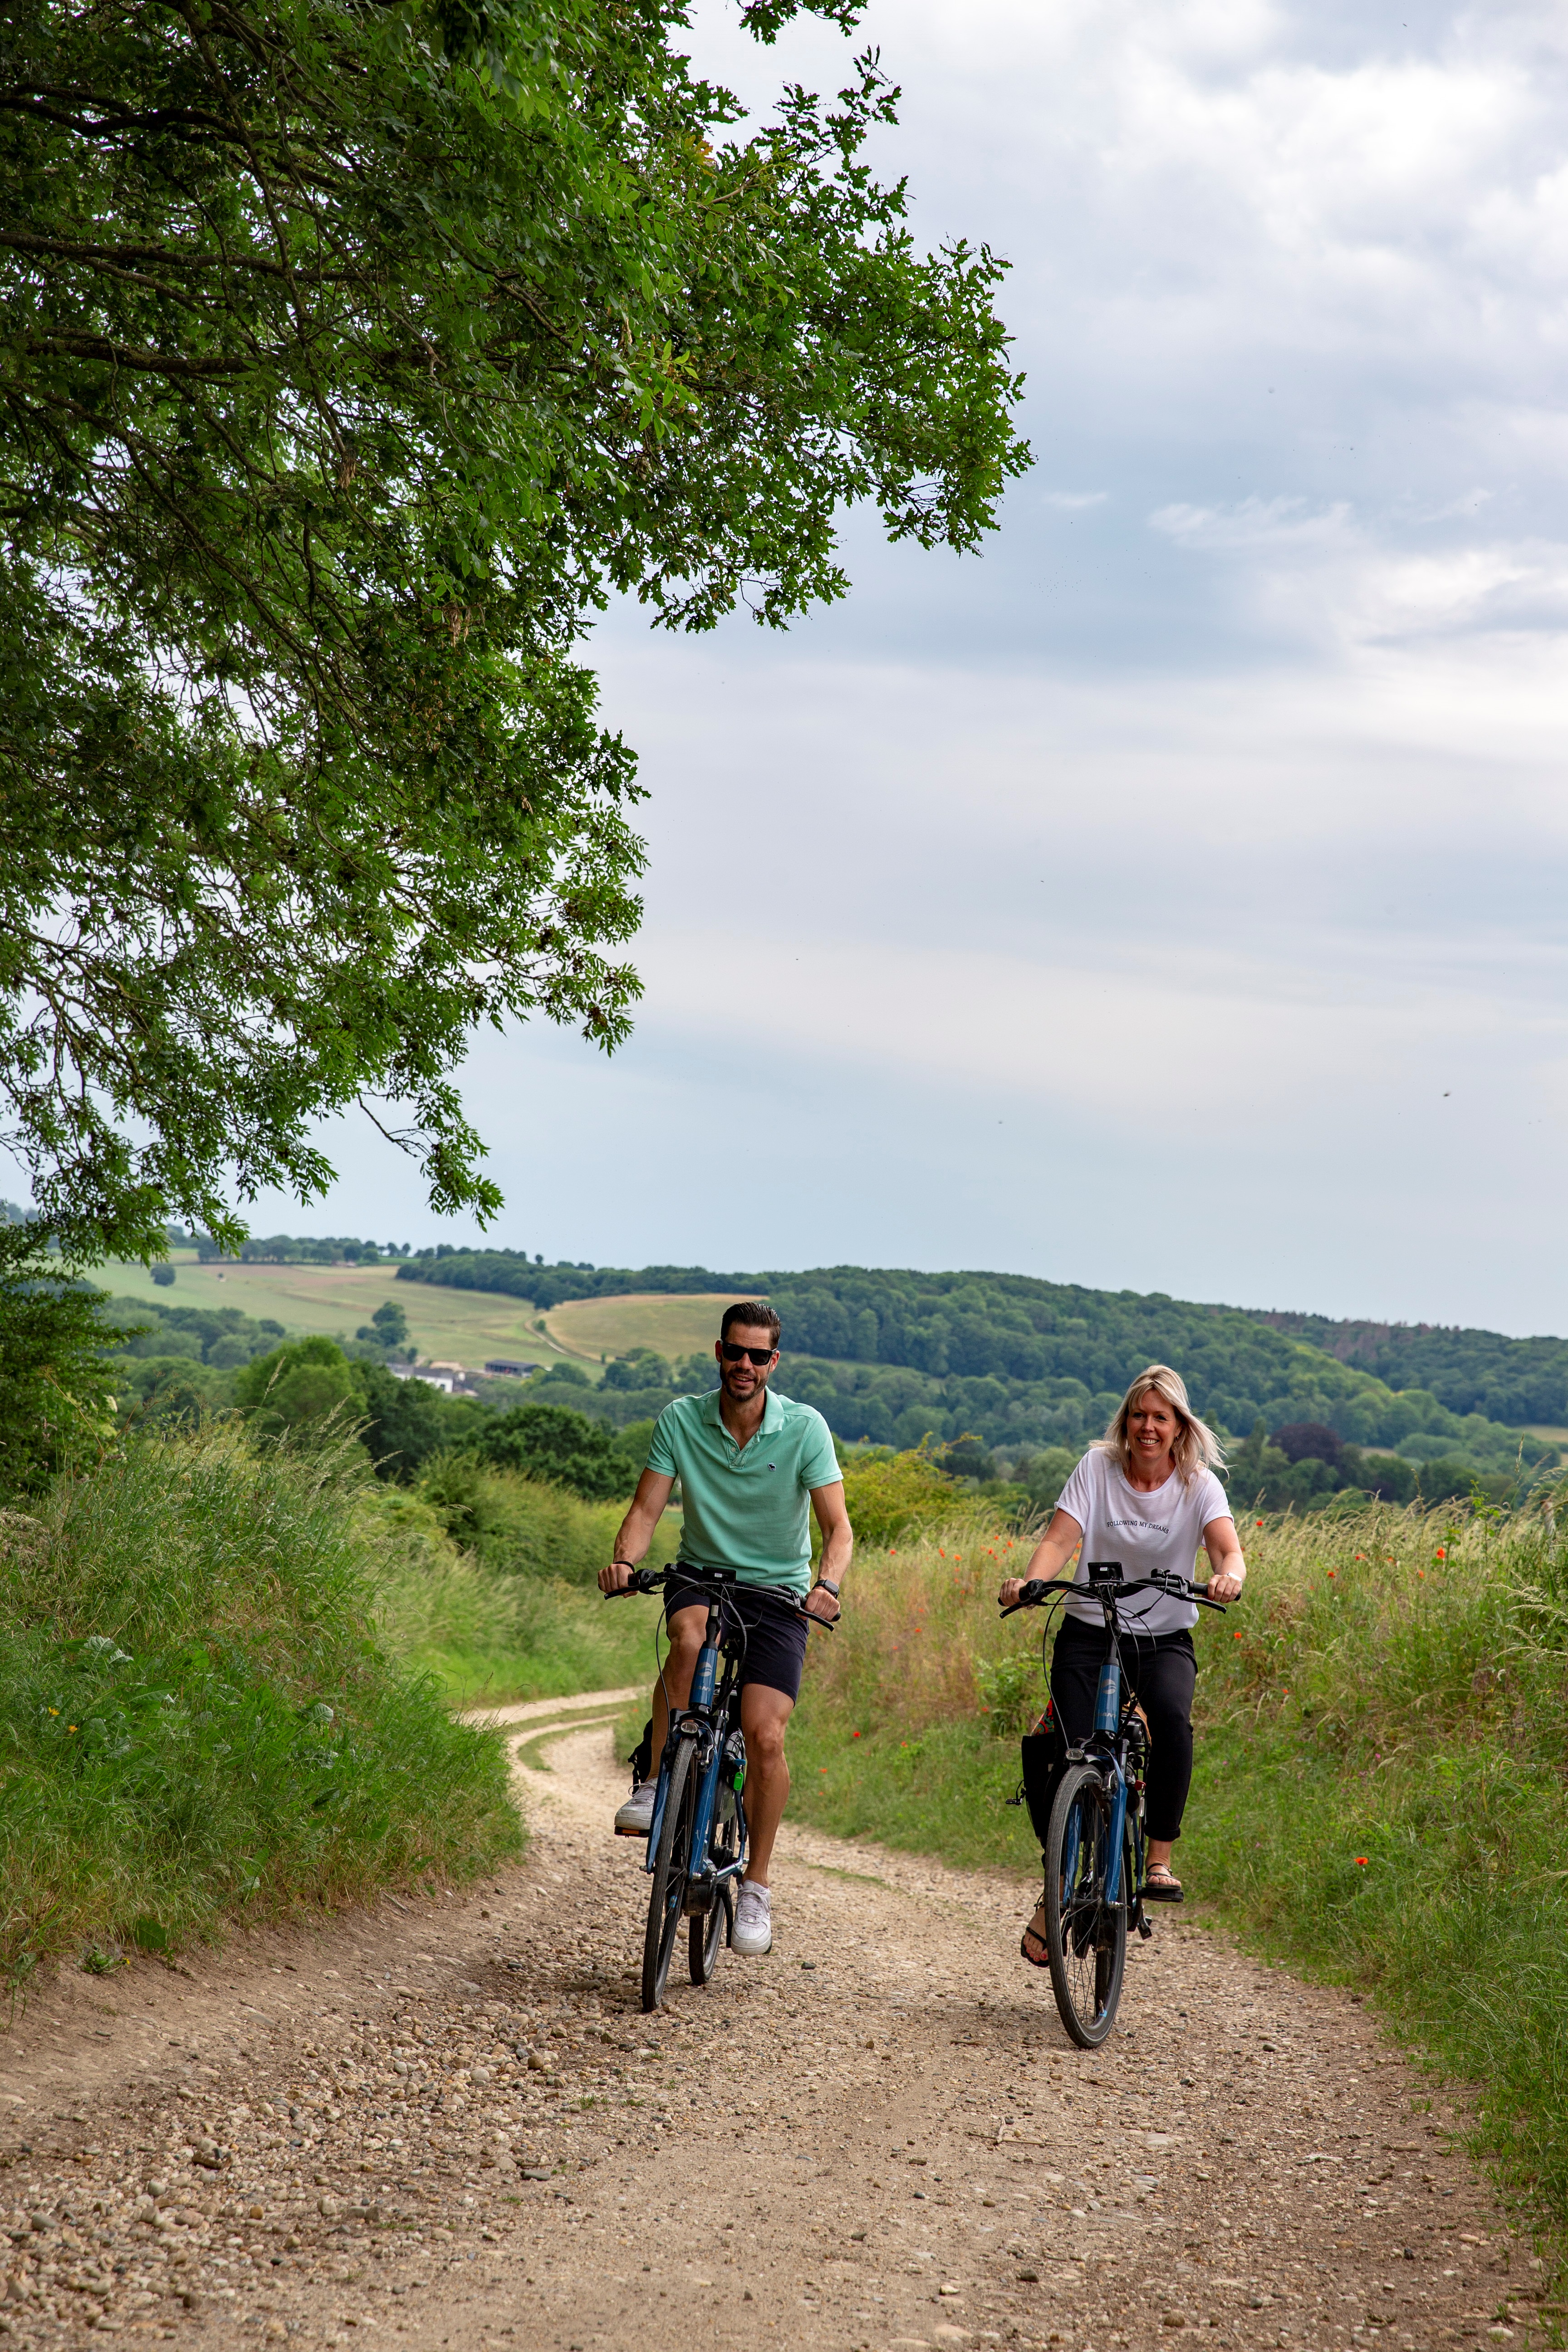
[396,1254,1560,1477]
[1245,1310,1568,1428]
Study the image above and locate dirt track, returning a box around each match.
[0,1688,1541,2352]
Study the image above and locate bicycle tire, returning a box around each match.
[1042,1760,1127,2048]
[689,1782,740,1988]
[642,1738,696,2013]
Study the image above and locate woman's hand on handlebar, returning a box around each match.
[997,1576,1029,1609]
[1207,1565,1245,1602]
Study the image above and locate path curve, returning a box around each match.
[0,1690,1538,2352]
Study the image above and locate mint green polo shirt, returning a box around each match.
[646,1387,842,1594]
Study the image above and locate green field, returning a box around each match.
[105,1258,741,1376]
[543,1290,735,1363]
[102,1251,581,1369]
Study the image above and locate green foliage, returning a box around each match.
[0,1,1024,1259]
[0,1229,124,1498]
[376,1464,679,1704]
[838,1446,968,1549]
[102,1293,287,1369]
[405,1255,1553,1478]
[149,1264,175,1289]
[473,1402,640,1503]
[362,1300,411,1352]
[1248,1308,1568,1427]
[233,1337,360,1436]
[416,1454,679,1584]
[0,1424,520,1974]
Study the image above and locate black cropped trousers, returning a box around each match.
[1021,1615,1198,1848]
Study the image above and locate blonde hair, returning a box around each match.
[1096,1363,1225,1487]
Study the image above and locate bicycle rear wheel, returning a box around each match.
[642,1739,696,2012]
[1042,1760,1127,2048]
[690,1782,740,1987]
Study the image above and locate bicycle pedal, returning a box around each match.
[1136,1911,1153,1940]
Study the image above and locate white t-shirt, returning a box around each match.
[1052,1447,1234,1635]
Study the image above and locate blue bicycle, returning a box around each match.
[1001,1561,1226,2046]
[608,1563,824,2011]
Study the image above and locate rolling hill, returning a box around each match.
[397,1254,1562,1478]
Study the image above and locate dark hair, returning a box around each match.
[721,1299,780,1348]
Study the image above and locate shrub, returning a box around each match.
[838,1445,972,1549]
[0,1423,519,1975]
[475,1401,638,1502]
[417,1453,676,1584]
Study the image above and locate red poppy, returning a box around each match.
[1355,1857,1368,1867]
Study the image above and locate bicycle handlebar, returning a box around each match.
[999,1569,1226,1619]
[604,1562,836,1628]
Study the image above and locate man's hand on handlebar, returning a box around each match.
[803,1583,841,1624]
[997,1576,1029,1609]
[598,1559,638,1596]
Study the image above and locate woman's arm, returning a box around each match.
[1202,1514,1247,1602]
[996,1508,1084,1606]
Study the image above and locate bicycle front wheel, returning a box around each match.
[690,1782,740,1988]
[642,1738,696,2013]
[1043,1760,1127,2048]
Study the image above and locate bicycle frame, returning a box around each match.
[644,1583,749,1914]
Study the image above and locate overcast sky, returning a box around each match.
[250,0,1568,1334]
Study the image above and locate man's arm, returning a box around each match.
[597,1469,676,1593]
[805,1480,852,1619]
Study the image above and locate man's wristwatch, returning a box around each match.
[813,1578,841,1598]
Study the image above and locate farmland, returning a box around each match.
[542,1291,734,1362]
[102,1252,578,1370]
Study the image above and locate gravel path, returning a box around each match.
[0,1691,1541,2352]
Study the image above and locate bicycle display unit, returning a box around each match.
[607,1563,826,2012]
[1001,1562,1227,2048]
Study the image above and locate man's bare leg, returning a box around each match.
[738,1683,794,1888]
[650,1607,706,1762]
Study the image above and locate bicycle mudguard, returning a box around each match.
[1020,1731,1066,1852]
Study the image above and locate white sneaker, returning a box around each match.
[732,1880,772,1956]
[613,1780,656,1837]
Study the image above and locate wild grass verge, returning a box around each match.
[381,1467,682,1706]
[0,1423,522,1980]
[783,1497,1568,2251]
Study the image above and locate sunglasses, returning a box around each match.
[720,1342,776,1366]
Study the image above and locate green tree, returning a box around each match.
[476,1402,635,1502]
[0,1229,124,1496]
[0,0,1028,1259]
[233,1337,360,1436]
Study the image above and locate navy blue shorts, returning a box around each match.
[664,1579,809,1703]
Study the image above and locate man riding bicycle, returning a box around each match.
[598,1301,851,1958]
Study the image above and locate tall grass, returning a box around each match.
[0,1423,522,1978]
[386,1457,683,1704]
[785,1494,1568,2245]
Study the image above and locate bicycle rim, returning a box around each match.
[642,1739,696,2013]
[1043,1762,1127,2048]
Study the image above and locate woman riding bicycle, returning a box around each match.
[996,1363,1246,1965]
